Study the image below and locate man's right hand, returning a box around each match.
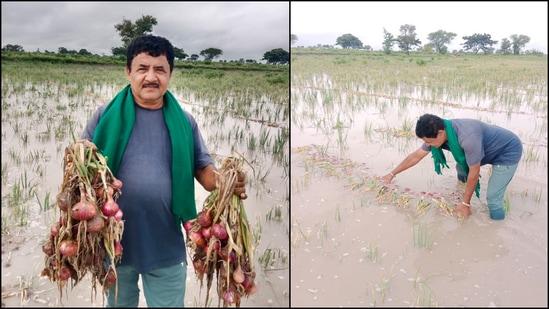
[381,173,394,184]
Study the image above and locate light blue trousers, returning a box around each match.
[486,164,519,220]
[106,262,187,307]
[456,163,519,220]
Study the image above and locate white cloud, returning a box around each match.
[291,1,548,53]
[1,1,290,60]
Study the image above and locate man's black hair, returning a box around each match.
[126,35,175,72]
[415,114,445,138]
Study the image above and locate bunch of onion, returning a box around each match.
[185,155,257,307]
[41,140,124,304]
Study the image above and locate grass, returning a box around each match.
[533,187,543,203]
[320,219,328,239]
[367,271,396,306]
[35,190,54,212]
[410,269,441,307]
[2,162,8,183]
[7,149,22,166]
[504,192,511,213]
[411,289,437,307]
[1,215,9,234]
[523,145,541,163]
[291,219,311,247]
[258,246,289,271]
[363,120,374,140]
[266,204,283,222]
[412,219,436,249]
[335,203,341,222]
[360,243,386,264]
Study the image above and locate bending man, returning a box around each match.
[382,114,522,220]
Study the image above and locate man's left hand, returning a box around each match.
[234,171,247,200]
[455,203,472,219]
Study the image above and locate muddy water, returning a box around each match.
[291,148,547,307]
[290,85,548,307]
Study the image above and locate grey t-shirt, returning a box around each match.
[81,103,214,274]
[421,118,523,166]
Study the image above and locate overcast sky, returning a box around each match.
[1,1,289,61]
[291,1,548,53]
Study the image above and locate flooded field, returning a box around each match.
[290,50,547,307]
[1,61,289,307]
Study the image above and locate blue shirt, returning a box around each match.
[421,118,523,166]
[82,103,213,273]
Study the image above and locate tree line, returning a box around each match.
[291,25,542,55]
[2,15,289,65]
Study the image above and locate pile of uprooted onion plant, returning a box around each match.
[41,139,124,303]
[185,155,257,307]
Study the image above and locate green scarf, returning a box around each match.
[92,84,196,225]
[430,119,480,198]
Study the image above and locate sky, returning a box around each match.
[1,1,289,61]
[291,1,548,53]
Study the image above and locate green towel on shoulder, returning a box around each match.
[92,84,196,225]
[430,119,480,198]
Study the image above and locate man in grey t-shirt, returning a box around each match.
[382,113,522,220]
[81,35,248,307]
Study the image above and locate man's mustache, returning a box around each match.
[142,82,159,88]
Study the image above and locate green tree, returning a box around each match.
[422,43,435,53]
[335,33,363,49]
[111,47,127,57]
[112,14,158,55]
[173,47,188,60]
[396,24,421,55]
[262,48,289,64]
[498,38,512,55]
[78,49,93,56]
[427,30,456,54]
[461,33,498,54]
[57,47,77,55]
[190,54,199,61]
[509,34,531,55]
[382,28,396,54]
[199,48,223,61]
[1,44,24,52]
[291,34,298,45]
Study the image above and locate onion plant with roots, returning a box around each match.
[41,140,124,305]
[185,154,257,307]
